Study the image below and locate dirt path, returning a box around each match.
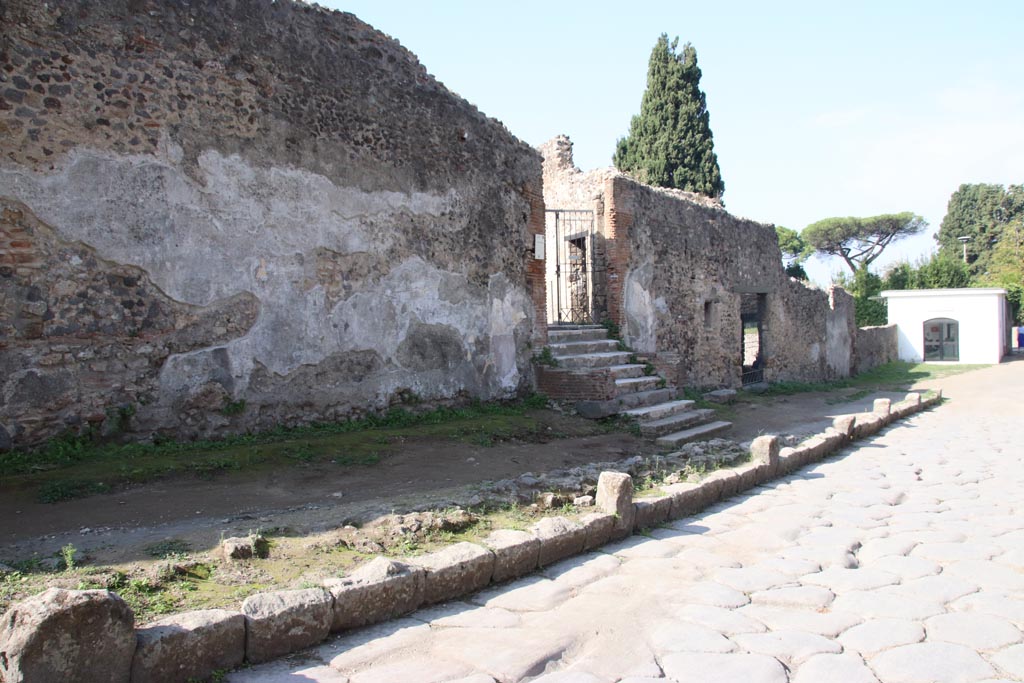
[0,363,1000,567]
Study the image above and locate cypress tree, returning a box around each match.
[613,35,724,200]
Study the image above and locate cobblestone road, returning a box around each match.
[232,359,1024,683]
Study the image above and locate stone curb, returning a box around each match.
[0,390,941,682]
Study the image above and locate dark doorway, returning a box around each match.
[741,293,767,385]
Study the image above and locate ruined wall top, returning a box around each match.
[539,135,724,212]
[0,0,539,192]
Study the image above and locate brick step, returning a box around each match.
[614,376,662,395]
[655,421,733,449]
[621,399,695,421]
[575,388,677,419]
[639,408,718,438]
[550,339,620,356]
[557,351,633,370]
[608,364,647,380]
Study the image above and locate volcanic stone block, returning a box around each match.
[832,415,857,438]
[323,557,425,631]
[0,588,135,683]
[481,530,541,582]
[633,496,672,531]
[416,542,495,605]
[750,435,781,477]
[596,471,634,539]
[532,516,587,566]
[131,609,245,682]
[579,512,616,550]
[242,588,332,664]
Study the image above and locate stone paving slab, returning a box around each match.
[231,362,1024,683]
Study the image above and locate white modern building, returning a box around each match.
[880,288,1009,364]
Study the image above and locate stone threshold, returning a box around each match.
[0,393,940,682]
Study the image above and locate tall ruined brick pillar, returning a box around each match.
[524,178,548,346]
[604,177,631,331]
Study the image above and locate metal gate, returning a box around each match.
[545,210,602,324]
[740,293,766,385]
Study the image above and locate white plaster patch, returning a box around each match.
[1,149,531,399]
[624,264,656,353]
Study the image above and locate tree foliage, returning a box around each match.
[834,267,886,326]
[979,229,1024,324]
[936,183,1024,275]
[803,213,927,274]
[613,34,724,199]
[882,254,971,291]
[775,226,808,280]
[775,226,805,261]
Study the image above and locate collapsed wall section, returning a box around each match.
[0,0,546,448]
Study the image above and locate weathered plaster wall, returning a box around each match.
[540,138,858,388]
[854,324,898,374]
[0,0,545,448]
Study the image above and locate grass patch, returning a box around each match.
[144,539,193,559]
[748,361,988,398]
[0,395,559,503]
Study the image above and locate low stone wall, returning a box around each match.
[0,390,942,682]
[854,324,899,374]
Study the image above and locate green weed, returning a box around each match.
[221,399,247,416]
[144,539,192,559]
[60,544,77,571]
[534,347,559,368]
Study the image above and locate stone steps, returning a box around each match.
[608,364,646,380]
[557,351,633,369]
[543,324,732,447]
[614,376,662,395]
[639,408,718,438]
[655,420,734,449]
[621,399,695,421]
[550,339,621,356]
[548,327,608,343]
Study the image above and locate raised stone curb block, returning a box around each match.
[854,413,886,439]
[532,517,587,566]
[703,469,741,501]
[482,530,541,582]
[579,512,616,550]
[832,414,857,438]
[323,557,425,632]
[664,482,705,518]
[750,434,781,479]
[242,588,333,664]
[0,588,135,683]
[131,609,245,682]
[633,496,672,531]
[596,471,635,539]
[416,542,495,605]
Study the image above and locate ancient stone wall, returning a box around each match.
[541,137,858,388]
[0,0,545,448]
[854,324,899,374]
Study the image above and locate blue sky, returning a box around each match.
[323,1,1024,285]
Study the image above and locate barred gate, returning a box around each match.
[545,210,603,324]
[741,293,767,385]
